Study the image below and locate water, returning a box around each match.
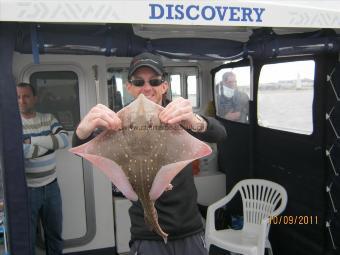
[258,89,314,134]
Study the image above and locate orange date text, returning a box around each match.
[269,216,318,225]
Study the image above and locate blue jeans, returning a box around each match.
[28,179,63,255]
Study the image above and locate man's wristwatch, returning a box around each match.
[192,113,207,132]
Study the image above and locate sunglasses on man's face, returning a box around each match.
[129,78,164,87]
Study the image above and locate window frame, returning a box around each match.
[211,59,251,124]
[106,64,201,109]
[257,57,316,136]
[166,66,200,108]
[20,63,87,119]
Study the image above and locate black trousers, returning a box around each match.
[129,232,208,255]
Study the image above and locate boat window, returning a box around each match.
[257,60,315,135]
[215,66,250,123]
[187,75,198,108]
[168,67,199,108]
[29,71,80,131]
[107,68,131,112]
[170,74,182,101]
[107,66,199,108]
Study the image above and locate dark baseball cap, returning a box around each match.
[128,52,164,78]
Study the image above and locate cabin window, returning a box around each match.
[168,67,199,108]
[187,75,198,108]
[107,68,131,112]
[107,66,199,108]
[170,74,182,101]
[257,60,315,135]
[215,66,250,123]
[29,71,80,131]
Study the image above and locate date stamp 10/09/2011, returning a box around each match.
[269,215,319,225]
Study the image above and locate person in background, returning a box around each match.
[72,52,227,255]
[218,72,249,123]
[17,82,69,255]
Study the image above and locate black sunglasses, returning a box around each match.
[129,78,164,87]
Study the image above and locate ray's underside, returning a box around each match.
[70,94,212,241]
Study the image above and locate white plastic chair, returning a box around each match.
[205,179,288,255]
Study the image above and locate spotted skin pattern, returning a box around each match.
[70,94,212,242]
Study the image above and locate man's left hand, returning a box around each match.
[159,97,207,132]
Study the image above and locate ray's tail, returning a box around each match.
[143,199,168,243]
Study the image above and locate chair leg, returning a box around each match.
[266,247,273,255]
[265,239,273,255]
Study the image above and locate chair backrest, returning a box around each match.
[235,179,288,232]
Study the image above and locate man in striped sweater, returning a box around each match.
[17,82,69,255]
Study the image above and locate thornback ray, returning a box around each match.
[69,94,212,241]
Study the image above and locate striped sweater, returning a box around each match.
[22,112,69,187]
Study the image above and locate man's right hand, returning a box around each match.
[76,104,122,140]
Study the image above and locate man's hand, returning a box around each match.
[159,97,207,132]
[76,104,122,140]
[225,111,241,121]
[24,138,31,144]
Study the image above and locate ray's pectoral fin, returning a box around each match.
[69,146,138,201]
[149,135,213,201]
[149,160,192,201]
